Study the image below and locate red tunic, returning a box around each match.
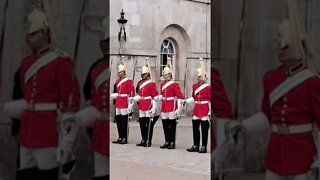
[160,81,183,112]
[262,66,320,175]
[210,67,234,151]
[192,83,211,117]
[91,59,109,156]
[19,52,80,148]
[115,78,134,108]
[137,80,158,111]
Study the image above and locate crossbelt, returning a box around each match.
[26,103,58,111]
[162,97,175,100]
[195,101,209,104]
[271,123,312,134]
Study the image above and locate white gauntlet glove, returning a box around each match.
[149,100,157,116]
[175,99,183,116]
[133,95,141,102]
[110,93,118,99]
[127,101,134,113]
[186,97,194,104]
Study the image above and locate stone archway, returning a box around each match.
[157,24,191,94]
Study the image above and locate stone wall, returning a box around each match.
[109,0,211,117]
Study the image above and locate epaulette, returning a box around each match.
[54,48,69,58]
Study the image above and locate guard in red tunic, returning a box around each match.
[159,58,184,149]
[60,18,109,180]
[225,1,320,179]
[185,59,233,153]
[185,59,211,153]
[133,58,158,147]
[86,52,109,180]
[110,57,135,144]
[209,66,234,154]
[1,4,80,180]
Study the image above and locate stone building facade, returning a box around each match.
[109,0,211,116]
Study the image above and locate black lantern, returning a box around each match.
[117,9,128,41]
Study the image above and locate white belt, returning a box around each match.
[98,111,108,121]
[140,96,152,100]
[195,101,209,104]
[271,123,312,134]
[118,94,128,97]
[162,97,175,101]
[26,103,58,111]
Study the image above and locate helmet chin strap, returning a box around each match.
[288,59,305,76]
[142,73,151,80]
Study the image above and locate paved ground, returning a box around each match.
[110,116,265,180]
[110,117,211,180]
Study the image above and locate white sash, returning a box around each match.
[117,77,128,88]
[269,69,315,106]
[162,81,174,92]
[195,83,210,95]
[139,80,152,90]
[24,51,59,83]
[95,69,108,90]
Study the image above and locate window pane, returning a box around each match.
[163,40,168,46]
[160,39,175,78]
[160,55,163,65]
[168,42,174,53]
[168,55,172,62]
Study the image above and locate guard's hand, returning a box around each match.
[133,95,141,102]
[148,109,155,117]
[110,93,118,99]
[155,95,163,101]
[127,104,133,114]
[60,114,79,133]
[224,120,244,138]
[186,97,194,104]
[150,107,156,115]
[56,141,72,163]
[175,108,182,117]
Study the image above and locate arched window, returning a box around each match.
[160,39,175,79]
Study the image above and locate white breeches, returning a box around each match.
[161,111,176,119]
[115,108,128,115]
